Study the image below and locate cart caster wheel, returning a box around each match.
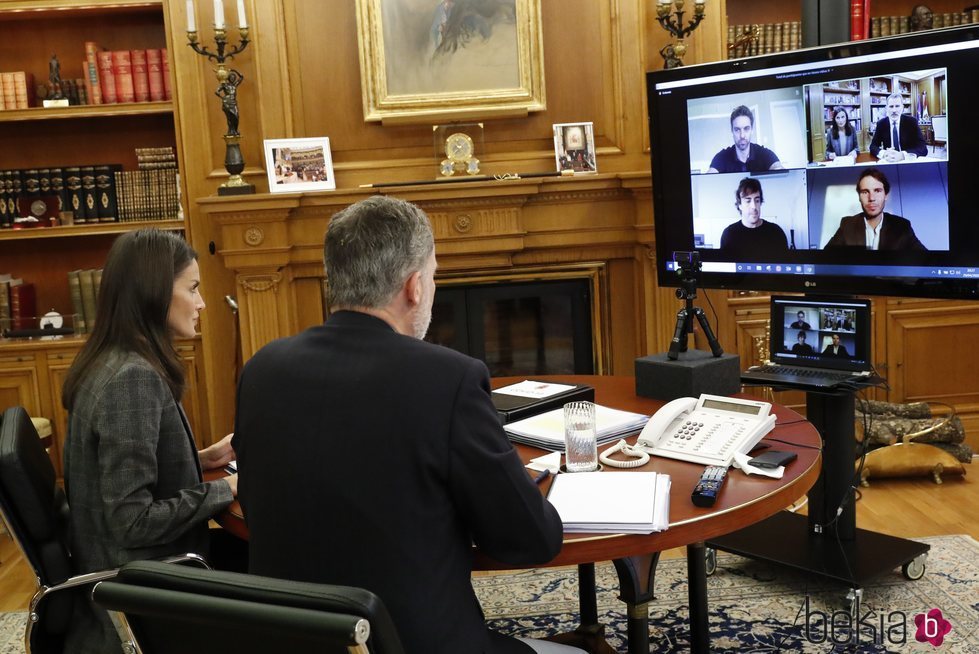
[903,555,927,580]
[845,588,863,617]
[705,547,717,576]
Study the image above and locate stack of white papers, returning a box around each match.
[546,471,671,533]
[504,404,648,451]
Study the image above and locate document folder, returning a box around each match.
[492,380,595,424]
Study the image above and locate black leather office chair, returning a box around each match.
[93,560,406,654]
[0,406,205,654]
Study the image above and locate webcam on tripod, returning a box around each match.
[668,250,722,360]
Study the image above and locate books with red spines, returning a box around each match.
[145,49,165,102]
[130,49,150,102]
[850,0,865,40]
[83,42,102,105]
[96,50,117,104]
[9,282,36,331]
[863,1,871,42]
[112,50,135,103]
[161,48,171,101]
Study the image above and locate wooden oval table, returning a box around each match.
[213,375,822,654]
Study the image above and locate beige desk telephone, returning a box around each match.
[636,394,776,467]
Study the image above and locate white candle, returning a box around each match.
[237,0,247,28]
[186,0,196,32]
[213,0,225,29]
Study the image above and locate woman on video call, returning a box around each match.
[825,106,859,160]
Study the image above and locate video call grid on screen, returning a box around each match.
[649,32,979,276]
[769,296,871,371]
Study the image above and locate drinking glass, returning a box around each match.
[564,401,598,472]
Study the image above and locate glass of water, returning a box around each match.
[564,401,598,472]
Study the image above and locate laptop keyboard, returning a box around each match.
[756,365,853,381]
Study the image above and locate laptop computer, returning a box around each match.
[741,295,875,391]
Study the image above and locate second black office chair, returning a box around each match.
[0,405,206,654]
[93,559,406,654]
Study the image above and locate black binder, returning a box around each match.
[492,382,594,424]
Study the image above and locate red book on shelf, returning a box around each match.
[9,282,37,331]
[864,0,871,40]
[130,49,150,102]
[96,50,117,104]
[161,48,171,101]
[83,41,102,105]
[850,0,865,40]
[112,50,135,103]
[145,48,166,102]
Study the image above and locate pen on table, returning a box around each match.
[533,469,551,485]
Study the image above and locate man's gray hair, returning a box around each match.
[324,196,435,309]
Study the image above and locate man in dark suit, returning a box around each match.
[822,333,850,358]
[869,92,928,162]
[232,196,578,654]
[825,168,927,250]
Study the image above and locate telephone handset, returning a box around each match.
[636,393,776,467]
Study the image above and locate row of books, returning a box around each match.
[0,148,181,228]
[0,71,34,110]
[67,269,102,336]
[870,11,979,38]
[727,10,979,59]
[0,275,37,334]
[84,44,172,105]
[726,22,802,58]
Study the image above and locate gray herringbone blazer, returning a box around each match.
[63,349,233,653]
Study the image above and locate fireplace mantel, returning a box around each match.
[199,172,660,368]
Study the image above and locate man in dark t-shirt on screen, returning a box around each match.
[719,177,788,256]
[707,105,784,173]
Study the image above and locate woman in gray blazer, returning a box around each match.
[825,106,859,160]
[61,229,239,654]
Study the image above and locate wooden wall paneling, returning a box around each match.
[885,303,979,450]
[249,0,294,170]
[169,0,257,442]
[606,257,636,374]
[176,341,209,450]
[45,351,75,478]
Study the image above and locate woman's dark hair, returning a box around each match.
[830,106,853,139]
[62,229,197,409]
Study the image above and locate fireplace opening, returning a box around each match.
[426,278,595,377]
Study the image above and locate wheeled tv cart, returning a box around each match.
[706,388,930,599]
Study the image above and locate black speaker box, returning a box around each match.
[635,350,741,401]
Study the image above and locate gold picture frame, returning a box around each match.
[355,0,546,124]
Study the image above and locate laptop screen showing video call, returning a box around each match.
[647,26,979,297]
[769,296,872,372]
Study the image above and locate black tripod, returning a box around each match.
[668,273,724,361]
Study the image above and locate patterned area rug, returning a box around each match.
[1,535,976,653]
[475,534,979,652]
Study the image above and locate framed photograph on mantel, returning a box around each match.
[553,122,597,174]
[263,138,336,193]
[355,0,546,124]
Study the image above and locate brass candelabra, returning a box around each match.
[187,13,254,195]
[655,0,707,69]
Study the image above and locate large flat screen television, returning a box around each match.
[646,25,979,299]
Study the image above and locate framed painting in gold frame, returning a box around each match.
[355,0,546,124]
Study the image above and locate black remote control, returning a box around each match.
[691,465,728,508]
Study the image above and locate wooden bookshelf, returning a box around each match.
[0,1,191,458]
